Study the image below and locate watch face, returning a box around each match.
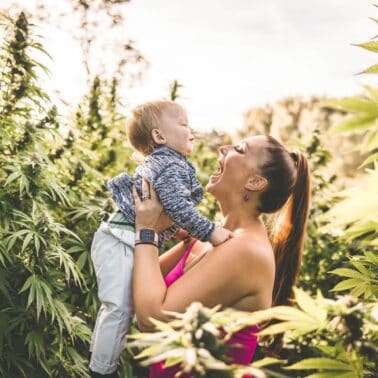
[140,229,155,242]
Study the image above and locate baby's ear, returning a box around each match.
[151,129,166,145]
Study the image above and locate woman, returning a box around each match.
[132,135,311,377]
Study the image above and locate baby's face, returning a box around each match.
[159,108,195,156]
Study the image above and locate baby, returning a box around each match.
[89,100,232,377]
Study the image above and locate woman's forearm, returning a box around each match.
[133,243,170,330]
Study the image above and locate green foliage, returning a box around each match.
[127,9,378,378]
[320,11,378,305]
[129,303,270,378]
[331,252,378,299]
[0,12,91,377]
[296,130,353,295]
[1,5,377,378]
[130,291,377,378]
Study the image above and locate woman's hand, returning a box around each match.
[132,179,173,232]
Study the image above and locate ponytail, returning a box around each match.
[257,137,311,352]
[271,151,311,306]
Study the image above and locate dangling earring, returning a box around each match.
[243,191,250,202]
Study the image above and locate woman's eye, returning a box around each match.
[234,145,243,153]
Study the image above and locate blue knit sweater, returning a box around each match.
[107,146,215,247]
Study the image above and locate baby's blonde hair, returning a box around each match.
[126,100,185,156]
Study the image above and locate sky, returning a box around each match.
[2,0,377,133]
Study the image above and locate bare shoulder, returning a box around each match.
[226,233,273,260]
[190,234,275,281]
[223,234,275,276]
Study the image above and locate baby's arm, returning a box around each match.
[154,164,231,244]
[209,226,233,246]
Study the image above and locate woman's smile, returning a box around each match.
[210,159,224,183]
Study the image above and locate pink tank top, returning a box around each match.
[149,241,259,378]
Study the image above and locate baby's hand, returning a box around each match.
[209,226,233,246]
[175,229,192,243]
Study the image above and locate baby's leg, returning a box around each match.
[89,226,135,375]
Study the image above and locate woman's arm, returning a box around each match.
[134,235,271,331]
[131,181,273,331]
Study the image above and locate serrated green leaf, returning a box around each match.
[34,236,41,254]
[359,152,378,167]
[351,261,370,275]
[364,85,378,103]
[259,320,320,336]
[256,305,316,322]
[76,252,87,271]
[293,287,326,321]
[148,317,175,332]
[252,357,287,368]
[164,356,183,368]
[4,171,20,186]
[350,284,367,298]
[21,232,33,252]
[330,268,366,279]
[365,251,378,265]
[306,372,357,378]
[327,115,377,135]
[331,278,362,292]
[135,344,169,360]
[360,64,378,74]
[322,98,378,114]
[19,275,34,294]
[286,357,353,371]
[353,40,378,53]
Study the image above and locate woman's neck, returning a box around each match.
[218,201,263,233]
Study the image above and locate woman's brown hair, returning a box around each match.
[258,136,311,307]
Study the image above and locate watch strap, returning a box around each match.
[135,228,159,247]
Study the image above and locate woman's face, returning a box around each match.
[206,135,268,198]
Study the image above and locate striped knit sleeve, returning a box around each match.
[153,163,215,241]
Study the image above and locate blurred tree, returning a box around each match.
[1,0,148,93]
[239,95,367,178]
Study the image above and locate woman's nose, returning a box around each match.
[219,145,231,156]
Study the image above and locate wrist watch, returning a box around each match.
[135,229,159,248]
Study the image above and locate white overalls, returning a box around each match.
[89,212,135,375]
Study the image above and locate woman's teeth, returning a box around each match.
[213,164,223,177]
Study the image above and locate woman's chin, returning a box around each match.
[206,175,221,193]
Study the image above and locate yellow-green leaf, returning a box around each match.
[350,284,367,298]
[293,288,326,322]
[164,356,183,368]
[359,152,378,167]
[364,85,378,103]
[322,98,378,114]
[327,115,377,135]
[259,320,320,336]
[286,358,353,371]
[351,261,370,275]
[331,279,362,292]
[360,64,378,74]
[353,40,378,53]
[330,268,366,279]
[148,317,175,332]
[252,357,287,368]
[306,372,357,378]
